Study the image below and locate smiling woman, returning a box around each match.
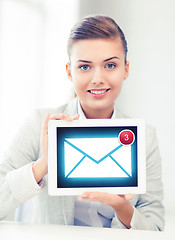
[0,14,164,231]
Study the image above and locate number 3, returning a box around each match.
[125,134,129,141]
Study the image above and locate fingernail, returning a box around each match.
[82,193,87,198]
[89,194,94,199]
[126,193,133,201]
[73,114,79,119]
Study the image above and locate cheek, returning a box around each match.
[72,78,86,94]
[114,68,126,83]
[72,73,90,87]
[109,73,123,86]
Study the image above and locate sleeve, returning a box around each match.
[130,126,164,230]
[0,110,46,220]
[111,125,164,231]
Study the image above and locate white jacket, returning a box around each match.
[0,98,164,230]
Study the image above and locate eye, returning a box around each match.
[105,63,116,69]
[79,65,90,71]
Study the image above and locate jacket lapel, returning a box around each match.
[63,98,78,116]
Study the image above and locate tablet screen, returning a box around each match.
[48,119,145,195]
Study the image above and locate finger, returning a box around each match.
[79,191,115,205]
[50,114,79,121]
[79,192,132,206]
[50,114,67,120]
[79,191,107,200]
[79,192,91,200]
[72,114,80,120]
[50,114,72,121]
[124,193,133,201]
[118,194,133,201]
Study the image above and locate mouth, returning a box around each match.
[87,88,110,97]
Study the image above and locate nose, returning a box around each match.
[91,68,104,85]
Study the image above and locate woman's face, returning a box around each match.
[66,38,129,118]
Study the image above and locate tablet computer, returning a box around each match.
[48,119,146,195]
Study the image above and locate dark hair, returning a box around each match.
[67,15,128,63]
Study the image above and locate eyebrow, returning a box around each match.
[103,56,119,62]
[77,60,92,63]
[76,56,119,63]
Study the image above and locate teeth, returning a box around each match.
[90,90,107,94]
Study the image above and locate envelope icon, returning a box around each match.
[64,137,132,178]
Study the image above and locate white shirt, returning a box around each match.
[77,98,117,120]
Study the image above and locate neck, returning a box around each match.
[81,104,114,119]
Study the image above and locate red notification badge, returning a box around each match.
[119,130,135,146]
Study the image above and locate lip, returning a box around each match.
[87,88,110,98]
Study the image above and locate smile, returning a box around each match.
[87,89,110,97]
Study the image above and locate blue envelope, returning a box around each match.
[64,137,132,178]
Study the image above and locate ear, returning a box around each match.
[66,62,72,81]
[124,60,129,80]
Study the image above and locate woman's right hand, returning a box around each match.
[32,113,80,184]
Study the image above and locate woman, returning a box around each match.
[0,15,164,230]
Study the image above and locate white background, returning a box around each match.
[0,0,175,230]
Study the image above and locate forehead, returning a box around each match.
[69,38,125,62]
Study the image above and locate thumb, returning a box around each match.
[124,193,133,201]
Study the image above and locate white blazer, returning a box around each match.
[0,98,164,230]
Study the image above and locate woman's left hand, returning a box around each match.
[79,191,134,228]
[79,191,132,207]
